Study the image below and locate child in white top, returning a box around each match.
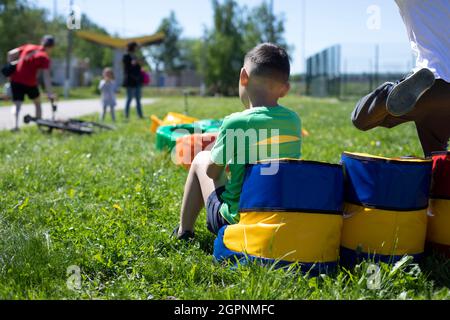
[99,68,117,122]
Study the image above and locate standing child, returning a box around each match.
[99,67,117,122]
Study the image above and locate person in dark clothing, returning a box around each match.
[352,76,450,157]
[351,0,450,157]
[8,35,57,131]
[123,42,144,119]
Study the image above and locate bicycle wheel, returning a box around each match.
[68,119,115,131]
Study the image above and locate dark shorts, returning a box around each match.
[11,82,40,102]
[206,186,229,235]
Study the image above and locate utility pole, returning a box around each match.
[64,0,75,99]
[302,0,306,73]
[53,0,58,21]
[374,44,380,87]
[269,0,275,42]
[302,0,307,93]
[122,0,126,37]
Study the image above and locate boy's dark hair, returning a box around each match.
[245,43,290,83]
[127,42,138,52]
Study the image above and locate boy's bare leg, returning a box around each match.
[178,151,226,236]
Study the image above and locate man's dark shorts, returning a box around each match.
[11,82,40,102]
[206,186,229,235]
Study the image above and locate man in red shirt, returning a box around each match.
[8,35,56,131]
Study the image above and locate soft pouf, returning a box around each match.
[427,151,450,258]
[214,159,344,274]
[340,152,433,267]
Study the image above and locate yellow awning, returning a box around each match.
[76,31,165,49]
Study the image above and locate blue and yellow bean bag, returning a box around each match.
[213,159,344,274]
[340,152,433,266]
[428,151,450,257]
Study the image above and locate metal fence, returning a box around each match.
[305,43,415,98]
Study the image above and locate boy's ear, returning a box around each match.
[240,68,249,87]
[279,82,291,98]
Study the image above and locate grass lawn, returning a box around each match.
[0,86,200,107]
[0,87,97,107]
[0,95,448,300]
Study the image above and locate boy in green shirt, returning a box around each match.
[174,43,302,240]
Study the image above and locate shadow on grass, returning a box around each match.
[194,234,450,293]
[420,253,450,289]
[195,231,216,255]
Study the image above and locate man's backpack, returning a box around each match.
[1,47,39,78]
[1,63,17,78]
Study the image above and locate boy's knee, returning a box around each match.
[350,105,370,131]
[351,114,370,131]
[191,151,212,169]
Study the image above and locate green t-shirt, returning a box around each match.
[210,105,302,224]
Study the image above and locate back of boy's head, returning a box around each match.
[244,43,290,84]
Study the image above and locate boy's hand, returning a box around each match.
[47,93,57,101]
[206,161,225,181]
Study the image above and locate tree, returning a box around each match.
[0,0,49,63]
[203,0,245,96]
[198,0,289,96]
[178,38,205,72]
[148,11,183,74]
[243,1,288,52]
[0,1,112,70]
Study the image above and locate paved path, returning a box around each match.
[0,98,156,130]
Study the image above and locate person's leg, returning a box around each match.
[32,97,42,119]
[351,82,409,131]
[101,103,107,122]
[387,68,436,117]
[10,82,25,131]
[412,79,450,157]
[111,105,116,122]
[416,121,450,157]
[125,87,133,119]
[178,151,226,235]
[12,101,22,131]
[28,85,42,120]
[135,85,143,119]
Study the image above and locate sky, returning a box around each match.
[33,0,413,74]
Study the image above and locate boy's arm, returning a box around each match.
[98,80,106,91]
[42,69,55,99]
[208,114,242,179]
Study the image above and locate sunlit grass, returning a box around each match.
[0,95,448,299]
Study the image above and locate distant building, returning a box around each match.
[159,69,203,88]
[50,58,96,87]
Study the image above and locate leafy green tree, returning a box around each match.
[0,0,48,63]
[243,1,288,51]
[199,0,289,96]
[203,0,245,96]
[148,11,183,74]
[177,38,205,71]
[0,1,112,70]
